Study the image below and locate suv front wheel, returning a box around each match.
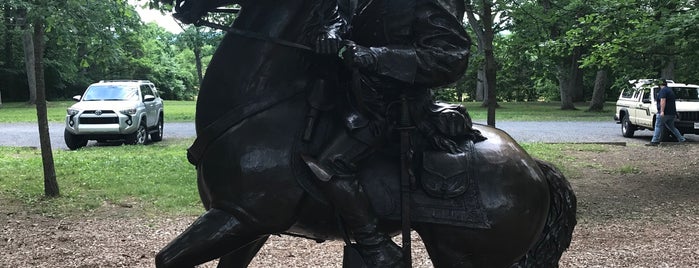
[125,121,148,145]
[621,115,636,137]
[64,129,88,150]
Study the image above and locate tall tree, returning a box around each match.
[32,20,59,196]
[18,8,36,104]
[587,69,608,112]
[510,0,593,109]
[465,0,510,126]
[14,0,59,196]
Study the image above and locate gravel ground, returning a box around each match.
[2,142,698,267]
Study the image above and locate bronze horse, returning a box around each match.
[156,0,576,267]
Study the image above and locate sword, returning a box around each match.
[398,93,414,267]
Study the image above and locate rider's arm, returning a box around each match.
[347,1,470,87]
[411,1,471,87]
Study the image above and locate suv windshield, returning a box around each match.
[672,87,699,101]
[83,85,139,101]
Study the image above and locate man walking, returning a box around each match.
[647,79,687,146]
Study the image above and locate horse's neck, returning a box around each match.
[236,1,315,42]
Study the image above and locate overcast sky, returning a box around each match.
[130,0,182,33]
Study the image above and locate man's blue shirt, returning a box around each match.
[656,86,677,115]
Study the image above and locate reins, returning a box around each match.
[172,3,313,52]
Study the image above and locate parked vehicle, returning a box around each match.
[64,80,164,150]
[614,79,699,140]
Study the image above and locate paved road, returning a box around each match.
[3,120,689,150]
[0,122,196,150]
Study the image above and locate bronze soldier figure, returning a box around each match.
[155,1,575,267]
[304,0,477,266]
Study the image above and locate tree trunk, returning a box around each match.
[587,69,608,112]
[661,57,675,80]
[570,47,584,102]
[32,21,59,197]
[476,67,485,102]
[556,65,577,110]
[194,45,203,85]
[466,0,499,126]
[3,5,13,69]
[22,25,37,105]
[483,26,497,126]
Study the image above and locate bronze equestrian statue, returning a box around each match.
[155,0,577,267]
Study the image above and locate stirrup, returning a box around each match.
[353,239,404,268]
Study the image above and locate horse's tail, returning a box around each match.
[512,159,577,268]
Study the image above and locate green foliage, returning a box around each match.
[3,0,699,104]
[1,0,223,101]
[0,139,201,215]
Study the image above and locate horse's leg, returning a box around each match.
[216,235,270,268]
[155,208,265,268]
[414,224,515,268]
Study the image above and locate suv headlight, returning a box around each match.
[120,107,137,115]
[67,108,79,116]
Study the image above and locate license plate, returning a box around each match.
[695,122,699,129]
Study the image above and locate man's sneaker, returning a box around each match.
[645,142,660,146]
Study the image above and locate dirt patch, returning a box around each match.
[2,143,698,267]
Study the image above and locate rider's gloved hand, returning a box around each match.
[172,0,208,25]
[315,32,342,55]
[340,41,377,71]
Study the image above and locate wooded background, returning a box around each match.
[1,0,698,110]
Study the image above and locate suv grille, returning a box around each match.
[83,110,116,115]
[679,112,699,121]
[79,117,119,124]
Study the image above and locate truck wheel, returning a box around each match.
[621,115,636,137]
[150,116,164,142]
[125,122,148,145]
[64,129,87,150]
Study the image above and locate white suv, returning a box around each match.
[614,79,699,140]
[64,80,164,150]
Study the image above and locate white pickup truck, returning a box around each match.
[614,79,699,140]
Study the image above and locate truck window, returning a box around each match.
[621,89,634,99]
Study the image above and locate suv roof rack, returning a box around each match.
[628,79,675,87]
[98,80,152,83]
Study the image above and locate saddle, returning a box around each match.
[362,140,490,228]
[295,92,490,228]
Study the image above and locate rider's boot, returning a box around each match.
[323,176,403,268]
[302,132,403,268]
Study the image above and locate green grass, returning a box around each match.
[520,143,610,178]
[1,100,613,123]
[463,101,614,121]
[0,100,196,123]
[617,165,640,174]
[162,100,197,121]
[0,101,75,122]
[0,138,200,216]
[0,139,593,217]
